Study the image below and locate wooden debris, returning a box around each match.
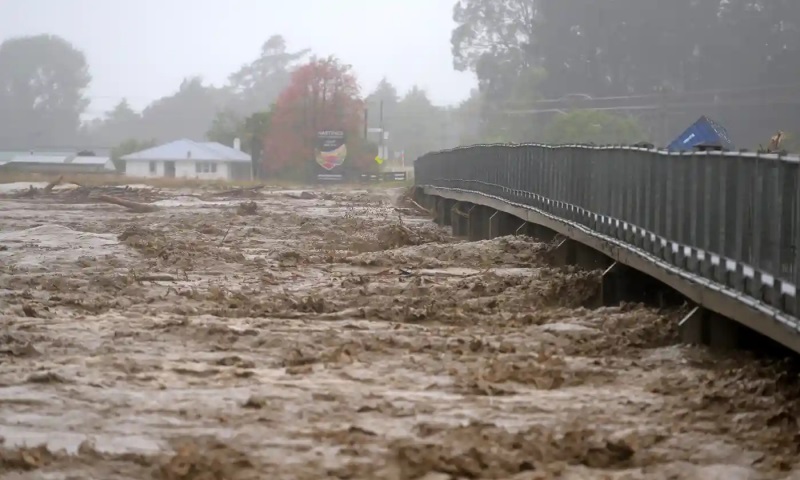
[43,176,63,193]
[136,274,176,282]
[96,195,160,213]
[211,185,265,198]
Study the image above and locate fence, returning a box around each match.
[415,144,800,319]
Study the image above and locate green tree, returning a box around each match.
[110,138,157,173]
[365,77,399,129]
[137,77,231,142]
[89,99,142,147]
[393,86,445,162]
[543,110,648,145]
[0,34,91,148]
[206,109,245,146]
[206,108,273,177]
[227,35,309,116]
[451,0,536,103]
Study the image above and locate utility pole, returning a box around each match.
[379,100,385,161]
[363,108,368,139]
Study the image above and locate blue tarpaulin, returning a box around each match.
[667,116,735,152]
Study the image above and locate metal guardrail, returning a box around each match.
[415,144,800,322]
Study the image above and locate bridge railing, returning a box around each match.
[415,144,800,320]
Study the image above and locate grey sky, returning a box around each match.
[0,0,476,116]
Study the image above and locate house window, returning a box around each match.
[195,162,216,174]
[149,161,156,174]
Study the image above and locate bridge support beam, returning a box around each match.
[468,205,492,241]
[451,202,470,238]
[679,306,741,350]
[489,211,520,238]
[435,197,454,227]
[413,188,436,212]
[515,222,558,243]
[549,238,613,270]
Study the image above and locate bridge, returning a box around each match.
[413,144,800,354]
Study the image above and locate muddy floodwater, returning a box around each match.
[0,184,799,480]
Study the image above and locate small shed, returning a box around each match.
[121,139,252,181]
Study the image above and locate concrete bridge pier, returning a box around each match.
[468,205,492,241]
[600,262,682,308]
[413,187,436,212]
[679,306,741,350]
[451,202,470,238]
[489,211,521,238]
[515,222,558,243]
[434,197,454,227]
[549,238,612,271]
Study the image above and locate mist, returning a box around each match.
[1,0,798,166]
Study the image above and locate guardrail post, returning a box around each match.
[767,159,785,309]
[795,159,800,317]
[749,154,764,301]
[731,155,747,292]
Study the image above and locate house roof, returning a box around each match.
[1,149,111,161]
[9,155,73,164]
[199,142,251,161]
[120,139,252,163]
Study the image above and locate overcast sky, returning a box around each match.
[0,0,476,116]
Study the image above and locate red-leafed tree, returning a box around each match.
[263,56,371,178]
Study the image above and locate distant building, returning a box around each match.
[121,139,252,181]
[0,152,116,174]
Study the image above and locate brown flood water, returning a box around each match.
[0,185,799,479]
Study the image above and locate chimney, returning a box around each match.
[233,138,241,151]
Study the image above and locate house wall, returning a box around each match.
[125,159,242,180]
[125,160,160,177]
[175,160,230,180]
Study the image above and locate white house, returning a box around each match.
[121,139,252,181]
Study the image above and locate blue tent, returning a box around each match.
[667,115,735,152]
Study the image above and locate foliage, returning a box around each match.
[451,1,800,146]
[137,77,232,142]
[542,110,648,145]
[0,34,91,148]
[391,86,447,163]
[227,35,309,116]
[365,77,399,131]
[453,0,800,98]
[88,99,141,147]
[207,109,274,177]
[110,138,157,172]
[262,56,365,177]
[451,0,535,102]
[87,35,304,148]
[206,109,246,147]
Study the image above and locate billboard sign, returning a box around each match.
[315,130,347,171]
